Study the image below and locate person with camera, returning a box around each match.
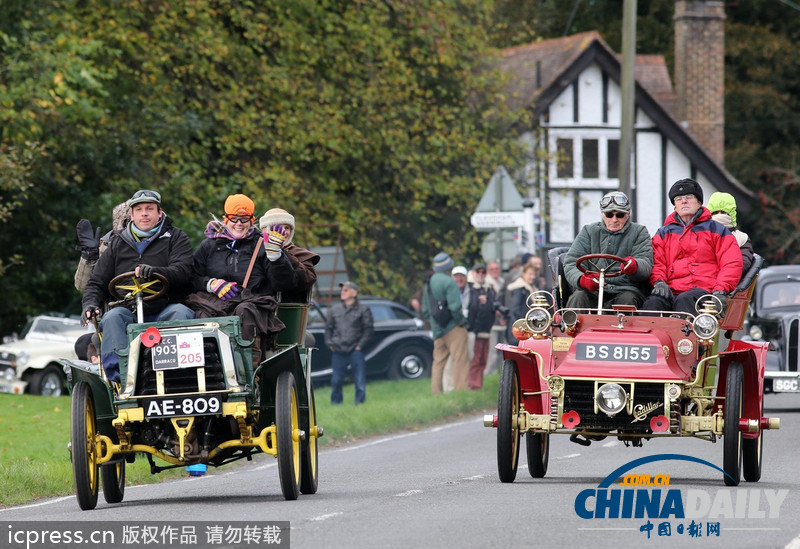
[81,189,195,384]
[466,262,501,390]
[422,252,469,394]
[564,190,653,310]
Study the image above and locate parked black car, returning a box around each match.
[307,298,433,383]
[744,265,800,392]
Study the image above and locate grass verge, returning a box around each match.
[0,374,498,507]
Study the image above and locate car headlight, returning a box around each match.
[525,307,551,333]
[1,367,14,382]
[749,325,763,341]
[693,313,719,340]
[511,319,534,341]
[595,383,627,416]
[16,351,29,366]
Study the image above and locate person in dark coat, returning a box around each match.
[81,189,195,383]
[258,207,320,303]
[187,194,298,362]
[466,263,496,390]
[325,281,374,405]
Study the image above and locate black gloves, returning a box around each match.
[651,280,673,300]
[136,264,155,279]
[76,219,101,261]
[712,291,728,315]
[82,305,101,327]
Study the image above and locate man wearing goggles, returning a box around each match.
[564,191,654,309]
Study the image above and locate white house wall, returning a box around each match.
[539,62,724,247]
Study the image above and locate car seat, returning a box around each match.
[547,246,572,309]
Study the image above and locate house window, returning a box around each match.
[607,139,619,179]
[557,138,573,178]
[582,139,598,178]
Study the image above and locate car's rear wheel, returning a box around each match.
[743,429,763,482]
[526,432,549,478]
[70,381,99,510]
[387,345,432,380]
[300,388,319,495]
[497,359,520,483]
[101,460,126,504]
[276,371,301,500]
[723,361,743,486]
[29,364,66,396]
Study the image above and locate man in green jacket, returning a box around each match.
[563,191,654,309]
[422,252,469,394]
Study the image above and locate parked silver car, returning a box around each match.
[0,315,92,396]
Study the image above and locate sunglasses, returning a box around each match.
[600,193,629,209]
[226,215,253,224]
[604,212,627,219]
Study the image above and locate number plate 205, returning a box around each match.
[143,394,225,419]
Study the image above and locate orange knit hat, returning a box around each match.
[223,194,255,217]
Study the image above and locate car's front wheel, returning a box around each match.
[29,364,66,396]
[497,359,521,483]
[723,361,743,486]
[387,345,432,380]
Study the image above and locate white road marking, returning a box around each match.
[309,512,343,521]
[0,496,72,511]
[332,417,478,453]
[395,490,423,497]
[556,453,582,459]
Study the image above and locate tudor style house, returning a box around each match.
[499,0,752,248]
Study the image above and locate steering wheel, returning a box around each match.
[575,254,626,279]
[108,271,169,304]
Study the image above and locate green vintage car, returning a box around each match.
[64,272,321,510]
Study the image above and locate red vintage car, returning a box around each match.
[485,252,779,486]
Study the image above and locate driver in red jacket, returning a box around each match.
[642,178,742,315]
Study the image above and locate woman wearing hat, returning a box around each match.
[259,208,320,303]
[187,195,298,361]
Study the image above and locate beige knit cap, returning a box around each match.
[259,208,295,245]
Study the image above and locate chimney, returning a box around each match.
[673,0,726,165]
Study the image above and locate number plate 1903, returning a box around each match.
[576,343,657,363]
[144,394,225,419]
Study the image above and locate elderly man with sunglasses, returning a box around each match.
[642,178,742,315]
[563,191,654,309]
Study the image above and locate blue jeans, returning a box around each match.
[330,349,366,404]
[100,304,195,383]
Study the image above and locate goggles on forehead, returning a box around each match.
[600,193,629,209]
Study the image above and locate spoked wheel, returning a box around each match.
[497,359,521,483]
[723,361,744,486]
[276,371,301,500]
[101,460,126,504]
[743,429,763,482]
[71,381,99,510]
[526,432,549,478]
[300,388,319,495]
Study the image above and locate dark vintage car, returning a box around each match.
[743,265,800,393]
[307,298,433,382]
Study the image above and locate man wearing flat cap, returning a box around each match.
[326,280,374,404]
[81,189,195,384]
[642,178,742,315]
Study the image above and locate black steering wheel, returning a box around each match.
[108,271,169,304]
[575,254,626,278]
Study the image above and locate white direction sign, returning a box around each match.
[470,211,525,229]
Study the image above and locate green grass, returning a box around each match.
[0,374,498,507]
